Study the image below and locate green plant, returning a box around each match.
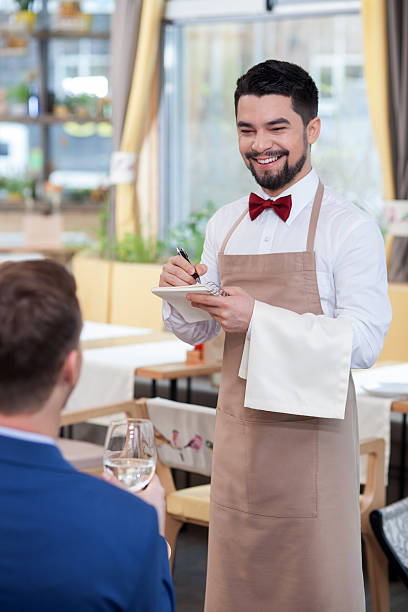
[4,175,30,195]
[64,93,98,116]
[167,201,217,262]
[90,199,216,264]
[90,197,164,262]
[15,0,34,11]
[65,188,92,202]
[96,197,110,258]
[7,83,29,103]
[114,233,165,264]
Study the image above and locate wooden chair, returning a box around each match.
[360,438,389,612]
[142,397,215,570]
[60,398,215,570]
[60,399,389,603]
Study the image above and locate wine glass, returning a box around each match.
[104,418,156,492]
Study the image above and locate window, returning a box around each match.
[160,1,382,237]
[0,0,112,206]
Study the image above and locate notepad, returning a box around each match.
[152,284,224,323]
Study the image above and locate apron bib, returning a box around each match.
[205,183,365,612]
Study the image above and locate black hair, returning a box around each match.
[0,260,82,413]
[234,59,319,126]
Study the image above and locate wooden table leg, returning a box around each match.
[170,379,177,401]
[186,377,192,403]
[59,425,74,439]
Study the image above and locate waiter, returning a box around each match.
[159,60,391,611]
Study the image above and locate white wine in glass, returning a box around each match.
[104,418,156,492]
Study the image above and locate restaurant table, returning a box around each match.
[58,321,165,437]
[135,361,222,402]
[78,323,221,403]
[0,231,90,265]
[64,339,192,423]
[80,322,177,349]
[353,362,408,497]
[391,400,408,498]
[0,253,44,263]
[81,320,154,349]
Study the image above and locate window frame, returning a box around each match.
[158,0,371,239]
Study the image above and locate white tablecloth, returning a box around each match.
[64,345,407,483]
[353,363,408,483]
[64,339,191,416]
[0,231,90,248]
[81,321,152,342]
[0,253,44,263]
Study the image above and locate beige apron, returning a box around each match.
[205,183,365,612]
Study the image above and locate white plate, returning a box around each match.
[361,382,408,398]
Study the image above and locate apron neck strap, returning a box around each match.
[306,181,324,252]
[220,208,248,255]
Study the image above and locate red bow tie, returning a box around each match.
[249,192,292,222]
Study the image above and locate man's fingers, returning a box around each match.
[147,474,164,493]
[159,256,202,287]
[165,264,196,285]
[222,286,244,296]
[160,264,196,286]
[170,255,196,275]
[187,294,225,306]
[195,263,208,276]
[102,471,128,491]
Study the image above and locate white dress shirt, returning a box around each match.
[164,169,391,370]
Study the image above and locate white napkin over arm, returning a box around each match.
[239,300,352,419]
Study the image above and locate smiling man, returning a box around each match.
[160,60,391,611]
[237,93,316,194]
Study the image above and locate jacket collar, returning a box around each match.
[0,433,75,474]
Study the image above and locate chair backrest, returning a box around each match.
[359,438,386,522]
[370,497,408,588]
[146,397,215,477]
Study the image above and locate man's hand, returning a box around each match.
[187,286,254,333]
[103,473,166,537]
[159,255,208,287]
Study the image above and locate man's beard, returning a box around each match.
[246,138,308,192]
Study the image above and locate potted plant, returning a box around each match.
[6,83,29,115]
[4,175,30,201]
[72,203,215,330]
[13,1,35,31]
[167,201,216,260]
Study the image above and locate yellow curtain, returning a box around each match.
[361,0,395,200]
[115,0,164,239]
[137,65,160,239]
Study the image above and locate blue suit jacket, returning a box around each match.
[0,434,175,612]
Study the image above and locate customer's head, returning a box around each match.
[234,59,319,126]
[0,260,82,415]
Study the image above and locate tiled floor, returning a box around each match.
[173,524,408,612]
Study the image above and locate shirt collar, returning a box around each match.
[0,425,56,446]
[253,168,319,226]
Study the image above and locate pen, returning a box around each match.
[176,247,201,283]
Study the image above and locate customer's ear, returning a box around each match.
[61,349,82,388]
